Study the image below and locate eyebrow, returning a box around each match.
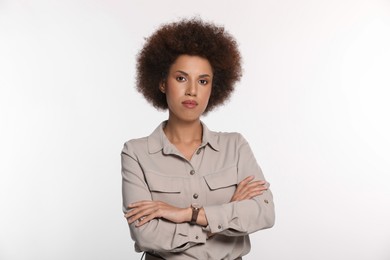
[175,70,211,78]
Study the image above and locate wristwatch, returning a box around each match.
[190,203,201,225]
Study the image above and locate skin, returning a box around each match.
[125,55,268,229]
[160,55,213,161]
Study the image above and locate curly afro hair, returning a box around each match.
[136,18,242,113]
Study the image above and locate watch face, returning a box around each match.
[191,203,201,209]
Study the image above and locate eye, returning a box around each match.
[176,76,186,82]
[199,79,208,85]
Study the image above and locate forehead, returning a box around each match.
[169,55,213,75]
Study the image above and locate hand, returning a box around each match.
[125,200,191,227]
[230,176,268,202]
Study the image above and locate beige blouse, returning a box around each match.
[121,121,275,260]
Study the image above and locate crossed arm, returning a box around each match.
[125,175,269,228]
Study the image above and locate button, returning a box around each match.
[190,170,195,175]
[196,149,201,155]
[195,235,199,239]
[218,225,222,229]
[193,193,199,199]
[264,199,269,204]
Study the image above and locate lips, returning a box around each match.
[182,100,198,108]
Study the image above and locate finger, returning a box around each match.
[244,180,266,188]
[236,176,255,191]
[248,189,264,198]
[235,186,259,197]
[254,180,266,185]
[134,205,167,226]
[239,176,255,185]
[125,208,144,219]
[237,179,265,191]
[127,214,143,224]
[231,181,269,202]
[128,205,159,223]
[136,213,157,227]
[126,201,159,217]
[127,212,144,224]
[232,188,252,201]
[247,185,268,193]
[240,181,268,192]
[126,204,158,222]
[246,185,268,195]
[231,177,259,202]
[240,185,265,199]
[237,190,261,201]
[128,211,149,224]
[259,186,268,191]
[127,200,153,209]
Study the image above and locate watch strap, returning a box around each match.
[190,204,200,225]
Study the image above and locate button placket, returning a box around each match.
[187,154,202,205]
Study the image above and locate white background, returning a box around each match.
[1,0,389,259]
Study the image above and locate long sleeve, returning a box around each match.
[203,134,275,236]
[121,122,275,259]
[121,142,207,253]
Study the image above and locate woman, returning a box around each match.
[122,18,275,260]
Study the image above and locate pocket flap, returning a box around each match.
[204,166,238,190]
[145,171,182,193]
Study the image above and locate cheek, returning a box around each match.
[201,87,212,103]
[165,86,181,102]
[166,81,184,96]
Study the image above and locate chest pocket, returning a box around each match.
[204,166,238,204]
[144,171,185,207]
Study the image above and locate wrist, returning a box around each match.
[184,207,192,223]
[189,203,202,225]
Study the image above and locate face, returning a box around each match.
[160,55,213,123]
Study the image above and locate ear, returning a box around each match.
[159,81,166,93]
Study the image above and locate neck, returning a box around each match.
[163,118,203,144]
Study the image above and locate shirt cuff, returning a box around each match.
[203,204,230,234]
[175,222,207,247]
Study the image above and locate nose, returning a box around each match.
[185,80,197,96]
